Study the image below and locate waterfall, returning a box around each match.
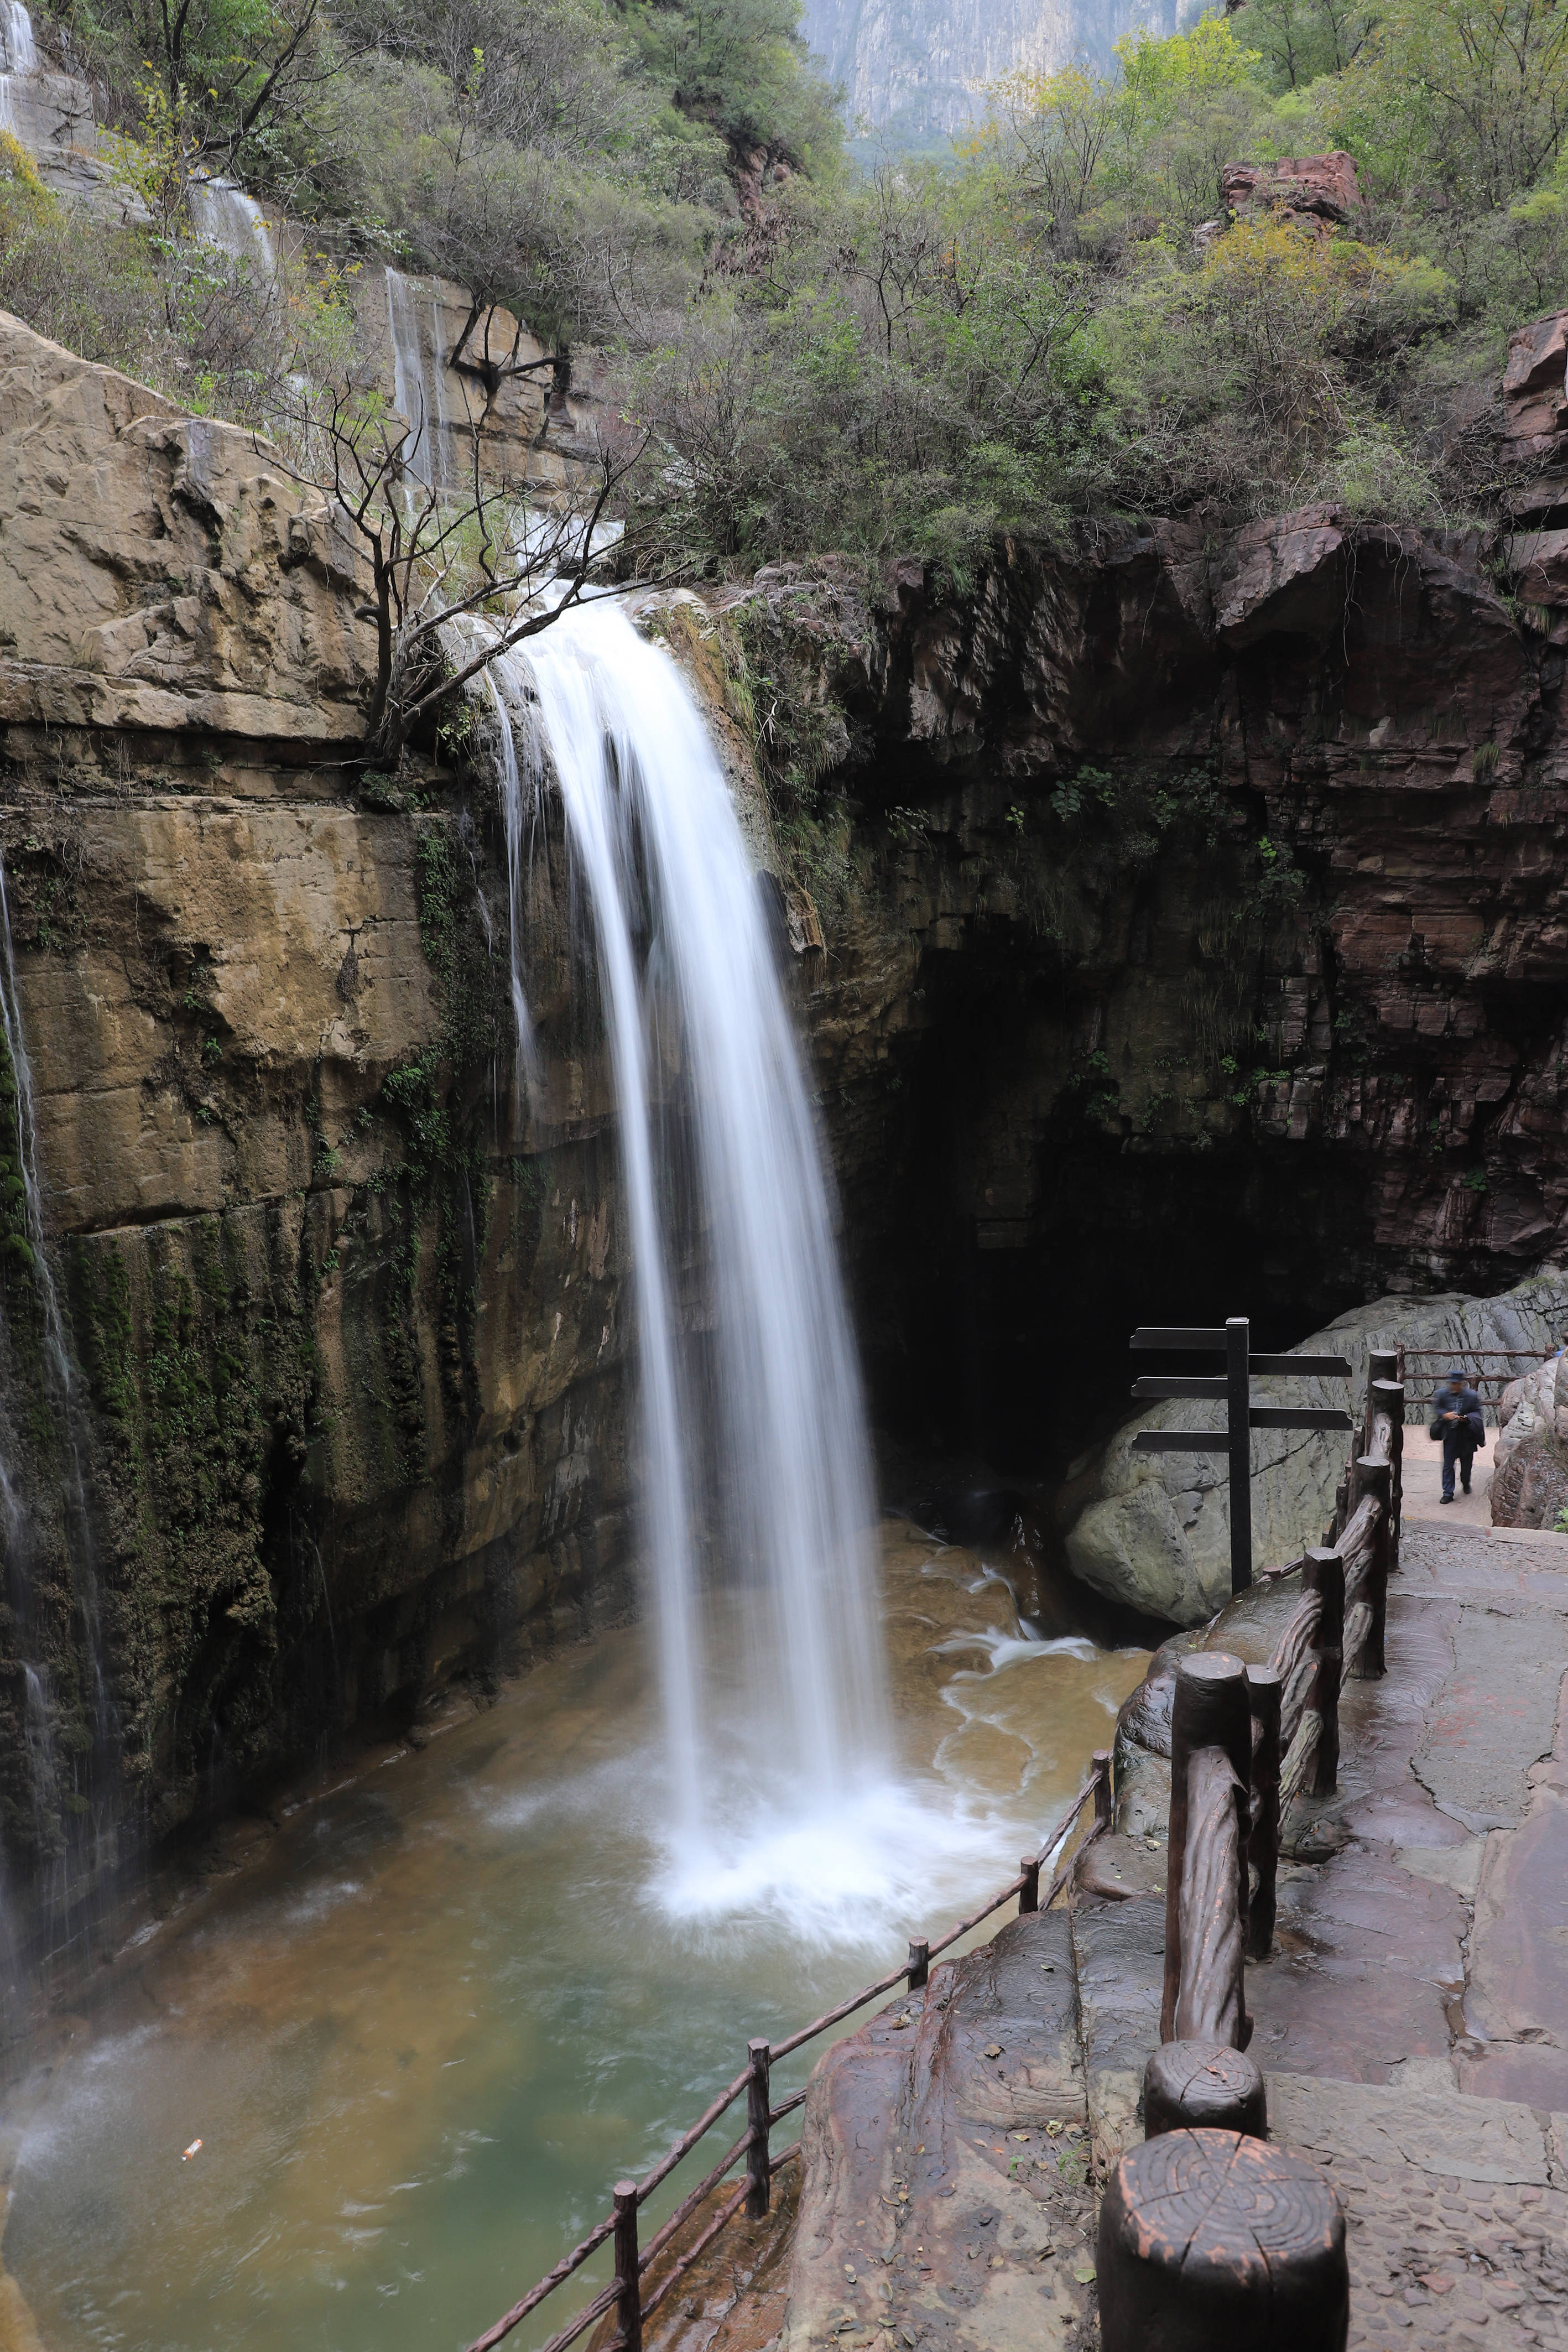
[0,2,35,139]
[486,602,889,1879]
[385,267,447,491]
[188,174,275,275]
[0,855,111,1820]
[480,668,541,1097]
[0,3,35,72]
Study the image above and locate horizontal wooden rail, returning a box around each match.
[462,1755,1110,2352]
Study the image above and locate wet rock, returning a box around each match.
[1491,1356,1568,1527]
[783,1910,1100,2352]
[1063,1275,1568,1625]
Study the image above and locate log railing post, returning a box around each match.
[1353,1457,1390,1678]
[1099,2132,1348,2351]
[1244,1664,1280,1961]
[1373,1376,1404,1573]
[1302,1549,1345,1797]
[1093,1748,1113,1829]
[1368,1347,1398,1446]
[612,2182,642,2352]
[745,2039,771,2219]
[907,1938,929,1992]
[1019,1855,1040,1914]
[1161,1652,1252,2046]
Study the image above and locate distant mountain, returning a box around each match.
[804,0,1186,154]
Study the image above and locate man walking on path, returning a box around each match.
[1431,1370,1484,1502]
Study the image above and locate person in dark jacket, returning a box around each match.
[1431,1371,1484,1502]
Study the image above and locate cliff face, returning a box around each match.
[3,302,1567,1969]
[0,314,635,1950]
[802,0,1179,149]
[742,512,1568,1463]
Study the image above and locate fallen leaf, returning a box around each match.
[1073,2263,1096,2286]
[1012,2132,1029,2142]
[988,2255,1005,2271]
[984,2044,1002,2059]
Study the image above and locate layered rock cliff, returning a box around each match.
[4,302,1568,1981]
[728,507,1568,1467]
[0,314,635,1961]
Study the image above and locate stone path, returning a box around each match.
[646,1511,1568,2352]
[1075,1510,1568,2351]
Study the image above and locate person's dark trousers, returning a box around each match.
[1442,1429,1476,1498]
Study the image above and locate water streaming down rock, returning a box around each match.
[187,174,276,274]
[0,1,36,138]
[0,1,35,71]
[384,267,450,492]
[479,667,541,1100]
[0,852,114,1917]
[486,602,889,1887]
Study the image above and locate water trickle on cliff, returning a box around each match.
[0,2,36,69]
[0,2,37,137]
[384,268,451,492]
[0,852,113,1864]
[480,668,541,1099]
[188,174,275,274]
[487,602,889,1905]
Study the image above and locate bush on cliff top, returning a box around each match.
[9,0,1568,573]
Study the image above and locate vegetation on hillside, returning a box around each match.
[2,0,1566,590]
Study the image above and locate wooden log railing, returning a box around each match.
[1164,1350,1406,2048]
[463,1751,1114,2352]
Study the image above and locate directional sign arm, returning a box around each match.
[1248,1407,1355,1430]
[1132,1376,1228,1399]
[1129,1328,1227,1350]
[1131,1432,1230,1453]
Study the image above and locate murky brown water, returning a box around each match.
[0,1523,1147,2352]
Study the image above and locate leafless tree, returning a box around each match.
[264,382,644,761]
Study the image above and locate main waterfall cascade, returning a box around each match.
[483,602,897,1909]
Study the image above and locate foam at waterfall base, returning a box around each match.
[648,1765,1041,1948]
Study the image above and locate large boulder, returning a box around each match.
[1492,1355,1568,1528]
[1061,1272,1568,1625]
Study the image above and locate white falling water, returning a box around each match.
[187,174,276,274]
[0,855,110,1763]
[480,667,541,1098]
[487,602,892,1902]
[385,267,446,492]
[0,1,36,141]
[0,2,35,72]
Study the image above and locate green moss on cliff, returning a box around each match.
[68,1211,315,1823]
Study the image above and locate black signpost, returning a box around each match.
[1129,1317,1355,1596]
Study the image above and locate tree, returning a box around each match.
[65,0,344,179]
[1325,0,1568,207]
[267,384,644,761]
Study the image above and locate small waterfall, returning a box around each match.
[384,267,449,491]
[0,1,36,140]
[0,853,113,1842]
[188,174,275,274]
[479,667,541,1101]
[487,603,888,1878]
[0,3,36,72]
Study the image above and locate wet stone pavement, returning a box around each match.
[644,1512,1568,2352]
[1075,1514,1568,2352]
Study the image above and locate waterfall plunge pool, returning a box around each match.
[0,1524,1147,2352]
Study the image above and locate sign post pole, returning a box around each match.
[1226,1317,1253,1599]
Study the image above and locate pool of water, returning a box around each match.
[0,1523,1149,2352]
